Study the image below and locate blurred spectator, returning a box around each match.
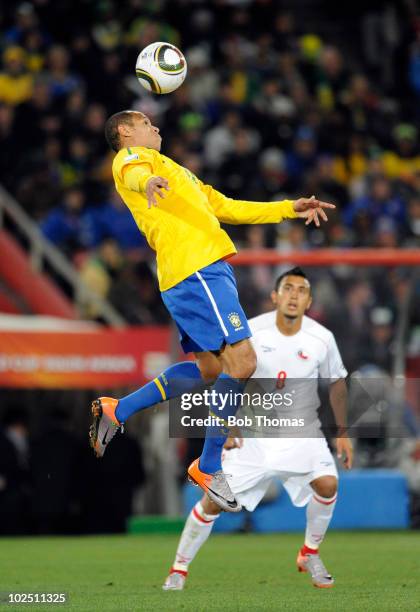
[344,176,406,241]
[16,158,62,219]
[203,110,241,169]
[80,431,145,533]
[361,307,395,371]
[285,126,317,185]
[82,102,107,158]
[107,262,160,324]
[186,46,218,107]
[382,124,420,187]
[316,46,349,110]
[41,185,99,253]
[374,217,399,249]
[4,2,44,47]
[405,195,420,246]
[0,408,30,535]
[0,104,19,189]
[0,45,33,105]
[256,148,293,199]
[30,409,81,534]
[79,237,123,319]
[14,77,60,146]
[60,136,92,187]
[46,45,80,99]
[96,188,148,252]
[218,128,259,197]
[328,279,374,372]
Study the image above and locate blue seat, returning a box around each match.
[250,469,409,532]
[183,469,410,533]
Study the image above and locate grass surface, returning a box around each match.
[1,532,420,611]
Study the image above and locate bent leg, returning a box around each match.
[198,339,256,474]
[115,361,203,422]
[304,475,338,551]
[169,494,220,575]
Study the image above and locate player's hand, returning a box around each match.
[145,176,169,209]
[224,436,243,450]
[335,436,353,469]
[293,195,336,227]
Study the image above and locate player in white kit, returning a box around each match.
[163,267,353,590]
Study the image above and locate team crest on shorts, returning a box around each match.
[228,312,243,330]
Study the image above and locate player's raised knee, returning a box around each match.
[223,341,257,379]
[312,475,338,499]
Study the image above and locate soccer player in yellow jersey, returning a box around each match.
[89,110,335,512]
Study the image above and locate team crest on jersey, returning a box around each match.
[228,312,243,330]
[297,349,309,360]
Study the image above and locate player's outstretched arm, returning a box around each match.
[293,195,336,227]
[200,181,334,227]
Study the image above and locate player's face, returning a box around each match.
[124,112,162,150]
[271,275,312,319]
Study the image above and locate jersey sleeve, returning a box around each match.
[319,333,348,380]
[198,181,298,224]
[114,149,157,193]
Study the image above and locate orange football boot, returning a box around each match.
[187,458,242,513]
[89,397,121,458]
[296,548,334,588]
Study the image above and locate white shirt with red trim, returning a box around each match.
[241,311,347,439]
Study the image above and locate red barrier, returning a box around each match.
[231,249,420,266]
[0,326,170,389]
[0,230,76,318]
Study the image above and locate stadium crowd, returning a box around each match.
[2,1,419,362]
[0,2,419,319]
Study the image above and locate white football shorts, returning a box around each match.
[222,436,338,511]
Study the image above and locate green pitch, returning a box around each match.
[1,532,420,611]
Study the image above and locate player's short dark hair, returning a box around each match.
[104,110,137,152]
[274,267,310,292]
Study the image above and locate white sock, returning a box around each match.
[304,493,337,551]
[171,501,219,573]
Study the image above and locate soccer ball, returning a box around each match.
[135,42,187,94]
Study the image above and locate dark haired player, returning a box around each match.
[164,268,352,590]
[89,110,335,513]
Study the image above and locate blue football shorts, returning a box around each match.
[161,260,252,353]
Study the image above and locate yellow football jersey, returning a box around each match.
[112,146,297,291]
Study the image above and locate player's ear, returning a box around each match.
[305,295,312,311]
[118,122,132,138]
[271,290,278,306]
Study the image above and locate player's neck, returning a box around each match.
[276,313,302,336]
[120,139,157,151]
